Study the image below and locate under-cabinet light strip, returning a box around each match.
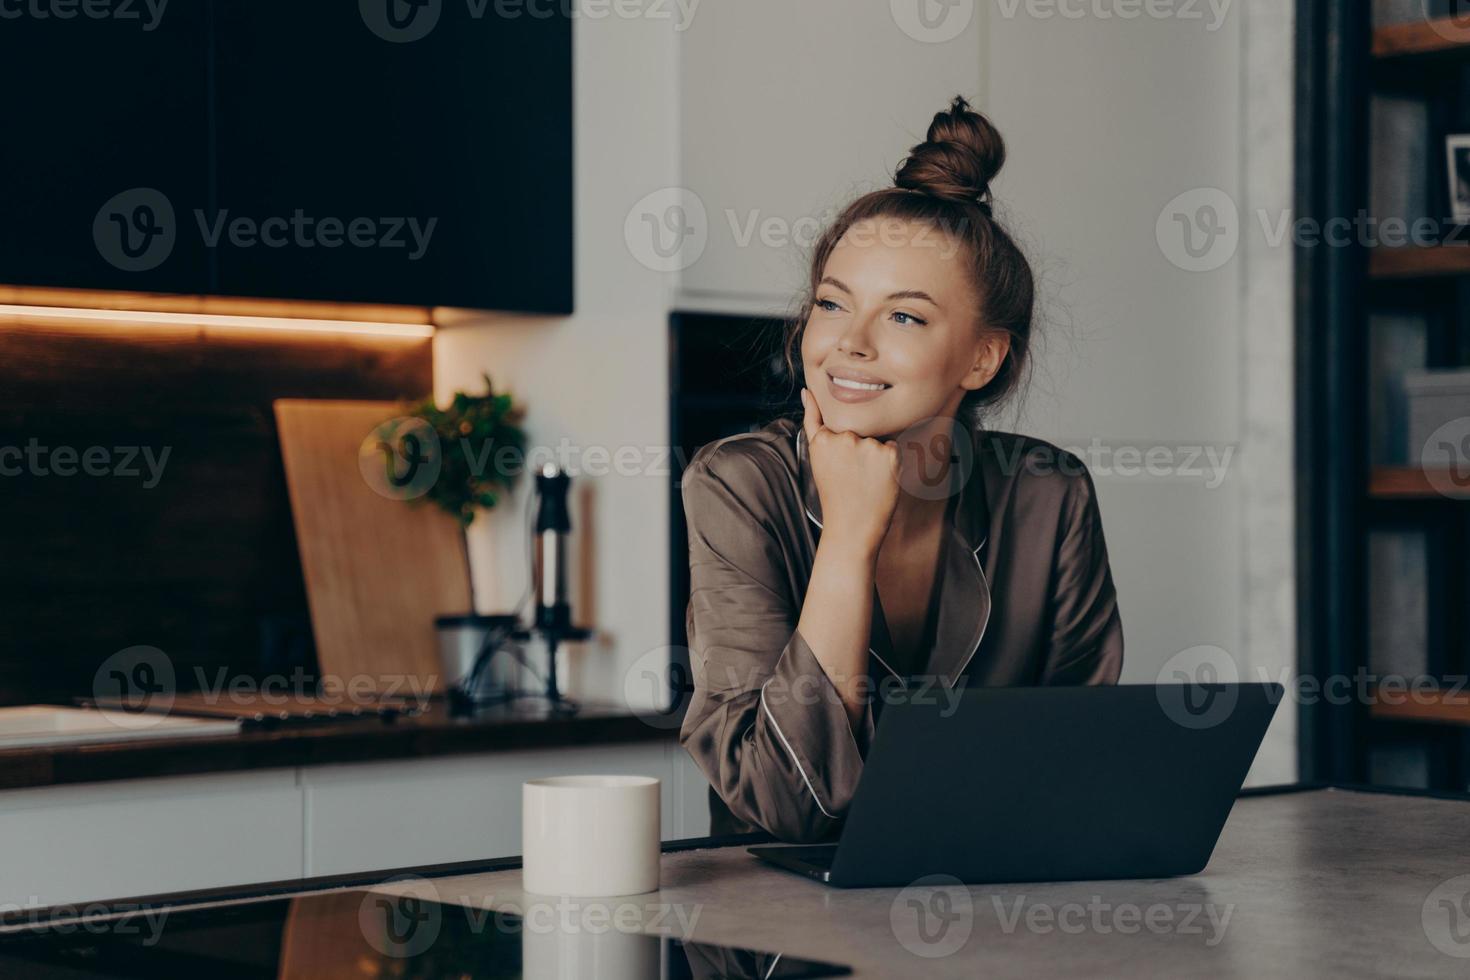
[0,304,435,339]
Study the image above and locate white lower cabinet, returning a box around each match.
[0,740,710,908]
[302,739,709,877]
[0,769,305,909]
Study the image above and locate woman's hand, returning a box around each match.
[801,387,900,559]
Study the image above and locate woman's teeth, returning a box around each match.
[830,376,890,391]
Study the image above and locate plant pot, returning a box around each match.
[433,613,532,698]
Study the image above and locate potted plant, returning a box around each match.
[399,375,529,695]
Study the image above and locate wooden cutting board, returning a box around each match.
[274,400,471,697]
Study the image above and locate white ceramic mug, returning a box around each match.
[522,774,661,896]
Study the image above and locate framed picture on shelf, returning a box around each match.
[1446,133,1470,225]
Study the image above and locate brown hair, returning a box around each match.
[781,95,1035,425]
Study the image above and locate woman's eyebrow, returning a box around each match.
[819,277,939,307]
[886,288,938,306]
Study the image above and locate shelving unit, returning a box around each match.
[1369,466,1470,499]
[1299,4,1470,791]
[1369,245,1470,280]
[1371,16,1470,61]
[1365,8,1470,790]
[1372,689,1470,726]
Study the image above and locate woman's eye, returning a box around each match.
[815,298,842,312]
[892,311,927,326]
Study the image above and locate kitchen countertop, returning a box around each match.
[0,698,679,792]
[354,786,1470,978]
[3,787,1467,977]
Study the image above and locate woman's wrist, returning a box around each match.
[814,531,882,574]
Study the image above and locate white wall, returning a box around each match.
[433,8,683,707]
[981,0,1295,784]
[435,0,1297,784]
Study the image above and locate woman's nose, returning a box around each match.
[835,314,877,358]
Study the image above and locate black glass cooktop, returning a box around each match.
[0,889,850,979]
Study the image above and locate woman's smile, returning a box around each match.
[825,366,893,404]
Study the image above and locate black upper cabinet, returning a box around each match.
[0,1,573,313]
[211,3,573,312]
[0,6,211,294]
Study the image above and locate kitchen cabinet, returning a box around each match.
[0,1,572,313]
[0,770,305,910]
[0,6,211,294]
[301,741,710,878]
[0,743,708,908]
[210,3,572,311]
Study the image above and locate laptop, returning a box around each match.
[749,682,1281,887]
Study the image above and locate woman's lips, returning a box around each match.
[825,371,892,404]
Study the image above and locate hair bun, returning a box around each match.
[894,95,1005,209]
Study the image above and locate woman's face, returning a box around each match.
[800,217,1008,439]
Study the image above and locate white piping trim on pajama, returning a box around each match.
[948,546,992,687]
[759,677,838,820]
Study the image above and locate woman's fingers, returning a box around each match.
[801,387,824,444]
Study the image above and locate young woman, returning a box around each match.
[678,96,1125,843]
